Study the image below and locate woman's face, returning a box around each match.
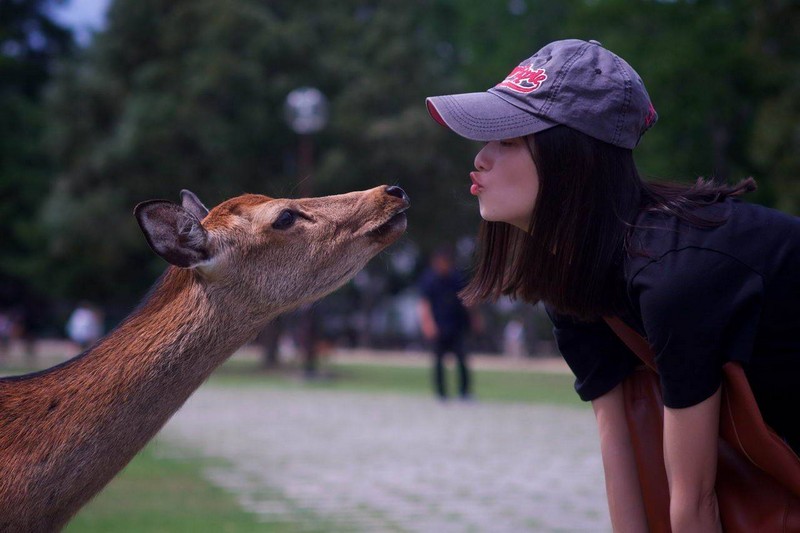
[471,137,540,231]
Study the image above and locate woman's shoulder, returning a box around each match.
[625,198,800,282]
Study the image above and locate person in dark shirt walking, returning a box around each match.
[418,247,475,401]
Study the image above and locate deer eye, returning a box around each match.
[272,209,297,230]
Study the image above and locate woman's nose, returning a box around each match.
[474,145,490,171]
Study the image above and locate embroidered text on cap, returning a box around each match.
[496,65,548,94]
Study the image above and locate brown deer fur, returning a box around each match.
[0,185,408,531]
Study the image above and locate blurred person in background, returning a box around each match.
[0,310,11,362]
[502,317,526,358]
[15,304,41,363]
[66,301,104,351]
[426,39,800,531]
[417,246,479,401]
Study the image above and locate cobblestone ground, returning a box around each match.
[161,388,611,532]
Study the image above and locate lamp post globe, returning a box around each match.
[284,87,329,135]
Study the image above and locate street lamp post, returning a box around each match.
[284,87,329,377]
[285,87,329,196]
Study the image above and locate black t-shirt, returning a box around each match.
[548,198,800,448]
[418,268,470,337]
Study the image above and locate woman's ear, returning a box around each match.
[134,200,211,268]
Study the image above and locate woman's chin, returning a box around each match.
[479,208,504,223]
[479,210,528,230]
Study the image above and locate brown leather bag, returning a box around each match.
[604,316,800,532]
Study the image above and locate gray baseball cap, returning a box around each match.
[426,39,657,149]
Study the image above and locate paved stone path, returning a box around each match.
[160,388,611,532]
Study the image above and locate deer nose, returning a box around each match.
[385,185,409,203]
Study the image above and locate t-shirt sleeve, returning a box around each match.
[546,305,640,402]
[631,248,763,409]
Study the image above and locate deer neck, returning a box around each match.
[95,267,263,395]
[114,267,262,384]
[0,267,270,529]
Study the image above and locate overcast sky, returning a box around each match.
[50,0,110,45]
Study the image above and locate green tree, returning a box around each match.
[429,0,579,89]
[0,0,72,309]
[748,0,800,213]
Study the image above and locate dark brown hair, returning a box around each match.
[461,125,755,320]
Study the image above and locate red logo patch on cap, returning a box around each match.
[496,65,548,94]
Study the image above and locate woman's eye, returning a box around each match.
[499,139,516,147]
[272,209,297,230]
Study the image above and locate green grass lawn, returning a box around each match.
[66,443,327,533]
[209,358,582,406]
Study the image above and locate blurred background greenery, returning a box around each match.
[1,0,798,351]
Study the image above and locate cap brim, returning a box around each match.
[426,92,558,142]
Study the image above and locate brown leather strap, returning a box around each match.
[605,316,800,498]
[603,316,657,371]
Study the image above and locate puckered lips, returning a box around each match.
[470,172,484,196]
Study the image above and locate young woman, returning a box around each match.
[426,39,800,532]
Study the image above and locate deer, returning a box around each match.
[0,184,409,531]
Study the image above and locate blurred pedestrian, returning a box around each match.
[417,247,477,401]
[15,305,40,363]
[503,318,526,358]
[0,310,12,362]
[66,302,104,351]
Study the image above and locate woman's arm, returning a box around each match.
[416,299,438,340]
[592,384,649,532]
[663,386,722,533]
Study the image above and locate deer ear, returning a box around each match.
[135,200,211,268]
[180,189,209,220]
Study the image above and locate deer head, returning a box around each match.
[135,185,409,317]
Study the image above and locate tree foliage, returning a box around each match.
[746,0,800,213]
[0,0,72,308]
